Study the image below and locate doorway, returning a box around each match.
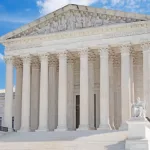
[76,95,80,129]
[76,94,97,129]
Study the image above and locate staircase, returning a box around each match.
[0,130,127,150]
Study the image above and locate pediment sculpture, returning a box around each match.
[132,97,146,118]
[16,10,141,38]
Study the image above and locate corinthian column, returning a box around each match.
[67,58,75,130]
[98,46,111,130]
[142,43,150,118]
[109,55,115,130]
[14,60,23,131]
[4,56,14,131]
[78,49,89,130]
[88,56,95,130]
[19,55,31,132]
[37,54,49,132]
[48,58,58,131]
[30,60,40,131]
[55,52,68,131]
[120,45,131,130]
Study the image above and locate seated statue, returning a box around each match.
[132,97,146,118]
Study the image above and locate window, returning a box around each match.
[0,117,2,126]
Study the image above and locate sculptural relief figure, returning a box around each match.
[58,15,67,31]
[87,15,92,27]
[82,12,88,28]
[95,15,103,26]
[29,26,41,36]
[67,11,75,30]
[132,97,146,118]
[116,16,126,23]
[103,16,111,25]
[75,12,83,29]
[51,19,58,33]
[91,13,96,27]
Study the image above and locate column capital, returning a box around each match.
[15,63,23,69]
[78,47,89,57]
[38,53,49,61]
[4,56,14,64]
[32,56,40,69]
[57,51,68,58]
[119,44,131,55]
[49,58,58,66]
[141,43,150,52]
[14,57,23,69]
[21,55,31,64]
[98,46,109,57]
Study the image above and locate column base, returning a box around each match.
[18,128,30,132]
[7,128,13,132]
[36,127,49,132]
[119,122,128,131]
[97,124,111,131]
[55,125,67,132]
[77,125,90,131]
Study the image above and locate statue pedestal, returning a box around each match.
[125,117,150,150]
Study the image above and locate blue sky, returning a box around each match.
[0,0,150,89]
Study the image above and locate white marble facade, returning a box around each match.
[0,4,150,132]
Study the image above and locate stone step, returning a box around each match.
[0,130,127,150]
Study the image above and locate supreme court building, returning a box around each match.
[0,4,150,132]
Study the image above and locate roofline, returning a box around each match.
[0,4,150,41]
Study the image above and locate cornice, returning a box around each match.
[2,20,150,52]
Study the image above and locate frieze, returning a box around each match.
[2,21,150,52]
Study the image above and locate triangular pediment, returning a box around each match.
[1,4,150,40]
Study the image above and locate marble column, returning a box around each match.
[130,54,135,104]
[78,49,89,130]
[142,44,150,118]
[37,54,49,131]
[88,57,95,130]
[48,59,58,131]
[98,47,111,130]
[19,56,31,132]
[30,62,40,131]
[55,52,68,131]
[95,57,100,129]
[114,60,121,130]
[109,55,115,130]
[4,56,14,131]
[67,59,75,130]
[120,45,131,130]
[14,63,23,131]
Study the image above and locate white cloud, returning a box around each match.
[37,0,98,15]
[36,0,150,16]
[0,53,4,62]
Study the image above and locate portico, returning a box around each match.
[1,4,150,132]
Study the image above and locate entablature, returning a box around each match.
[2,20,150,56]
